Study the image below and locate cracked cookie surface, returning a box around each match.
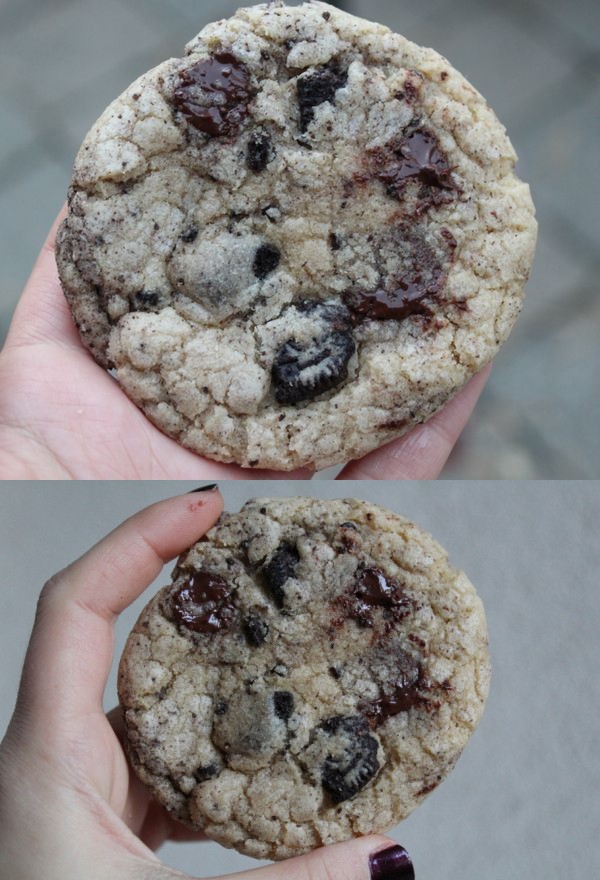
[57,1,537,470]
[118,497,490,860]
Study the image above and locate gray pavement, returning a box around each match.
[0,0,598,478]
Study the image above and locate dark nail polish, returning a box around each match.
[370,845,415,880]
[188,484,218,493]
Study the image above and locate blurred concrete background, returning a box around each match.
[0,0,598,478]
[1,481,599,878]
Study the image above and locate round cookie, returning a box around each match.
[57,1,537,470]
[118,497,490,860]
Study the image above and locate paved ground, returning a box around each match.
[0,0,598,478]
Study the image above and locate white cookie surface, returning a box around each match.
[57,1,537,469]
[118,497,491,860]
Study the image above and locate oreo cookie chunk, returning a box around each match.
[118,497,490,861]
[57,2,536,471]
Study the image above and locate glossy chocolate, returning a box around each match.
[172,571,235,633]
[173,53,253,137]
[371,128,455,197]
[355,567,402,608]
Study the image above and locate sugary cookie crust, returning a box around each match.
[118,497,491,860]
[57,1,537,470]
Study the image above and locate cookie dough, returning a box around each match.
[118,497,491,860]
[57,1,537,470]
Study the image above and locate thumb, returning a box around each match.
[156,837,414,880]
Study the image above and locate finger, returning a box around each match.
[339,365,491,480]
[4,205,82,351]
[173,837,414,880]
[15,489,223,728]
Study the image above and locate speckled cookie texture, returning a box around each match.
[118,497,490,860]
[57,1,537,470]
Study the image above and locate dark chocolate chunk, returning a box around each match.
[172,53,254,138]
[331,566,411,628]
[247,130,273,172]
[319,715,381,803]
[243,613,269,647]
[171,571,235,633]
[253,243,281,279]
[181,226,199,243]
[355,567,401,608]
[273,691,294,721]
[297,62,348,131]
[262,544,299,607]
[370,128,455,197]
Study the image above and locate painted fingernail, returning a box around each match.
[370,845,415,880]
[188,484,218,493]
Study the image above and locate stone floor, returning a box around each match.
[0,0,598,478]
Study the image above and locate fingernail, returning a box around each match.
[188,484,218,493]
[370,845,415,880]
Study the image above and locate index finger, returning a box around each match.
[14,489,223,729]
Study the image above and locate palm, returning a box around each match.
[0,337,303,480]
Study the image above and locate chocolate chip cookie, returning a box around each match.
[118,497,490,860]
[57,1,537,470]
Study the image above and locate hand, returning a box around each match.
[0,211,489,480]
[0,491,414,880]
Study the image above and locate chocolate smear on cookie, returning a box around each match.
[344,228,457,321]
[362,652,430,726]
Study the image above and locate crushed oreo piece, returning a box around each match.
[253,243,281,279]
[181,226,198,243]
[297,62,348,131]
[319,715,381,803]
[247,130,273,172]
[194,763,219,783]
[262,544,300,607]
[133,290,160,309]
[243,613,269,647]
[273,691,294,721]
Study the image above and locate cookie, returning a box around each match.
[118,497,490,860]
[57,1,537,470]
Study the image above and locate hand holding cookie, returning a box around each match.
[0,209,489,480]
[0,490,414,880]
